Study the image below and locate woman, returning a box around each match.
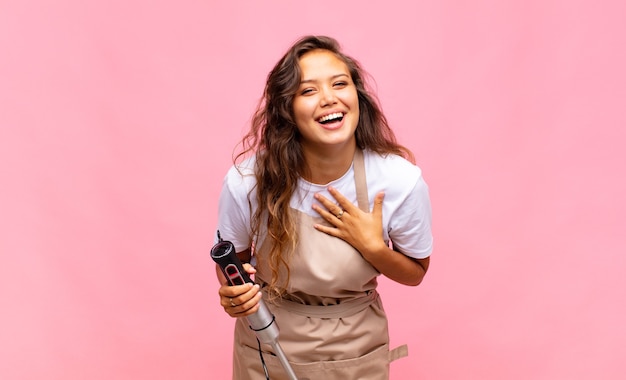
[215,35,433,380]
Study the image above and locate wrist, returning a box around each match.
[358,240,390,262]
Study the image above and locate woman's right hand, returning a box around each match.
[217,263,263,318]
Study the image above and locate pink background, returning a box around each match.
[1,1,625,379]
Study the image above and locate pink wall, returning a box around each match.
[1,1,625,379]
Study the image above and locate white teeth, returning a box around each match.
[318,112,343,123]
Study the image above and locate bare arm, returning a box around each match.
[363,244,430,286]
[313,187,430,286]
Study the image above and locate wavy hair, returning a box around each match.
[235,35,414,296]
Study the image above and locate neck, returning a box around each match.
[300,141,357,184]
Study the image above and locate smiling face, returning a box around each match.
[292,49,359,155]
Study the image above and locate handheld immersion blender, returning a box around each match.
[211,231,299,380]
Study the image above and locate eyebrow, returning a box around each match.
[300,73,350,84]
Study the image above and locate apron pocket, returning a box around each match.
[235,342,408,380]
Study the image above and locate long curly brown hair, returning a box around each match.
[235,35,414,296]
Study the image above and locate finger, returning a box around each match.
[327,186,357,212]
[313,222,342,238]
[218,282,253,299]
[312,203,342,223]
[314,192,338,210]
[221,283,259,309]
[372,191,385,219]
[313,198,344,222]
[314,191,349,217]
[221,292,240,309]
[234,290,263,316]
[228,287,263,317]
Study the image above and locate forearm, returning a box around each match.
[360,245,429,286]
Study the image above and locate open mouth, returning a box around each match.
[317,112,344,125]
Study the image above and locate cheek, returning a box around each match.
[343,95,359,117]
[340,89,359,109]
[351,91,360,109]
[293,99,315,122]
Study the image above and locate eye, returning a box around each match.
[333,81,348,88]
[300,88,315,95]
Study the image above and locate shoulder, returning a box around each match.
[364,149,422,176]
[363,150,424,196]
[364,151,433,258]
[223,155,257,192]
[217,156,257,251]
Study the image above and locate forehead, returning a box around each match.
[298,49,350,80]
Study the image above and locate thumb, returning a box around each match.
[372,191,385,217]
[242,263,257,274]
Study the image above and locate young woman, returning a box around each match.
[215,35,433,380]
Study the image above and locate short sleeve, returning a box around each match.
[387,175,433,259]
[215,165,254,253]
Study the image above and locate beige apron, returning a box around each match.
[232,150,408,380]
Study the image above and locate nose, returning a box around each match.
[319,87,337,107]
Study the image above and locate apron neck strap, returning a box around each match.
[353,149,369,212]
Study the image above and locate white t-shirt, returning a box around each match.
[216,150,433,259]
